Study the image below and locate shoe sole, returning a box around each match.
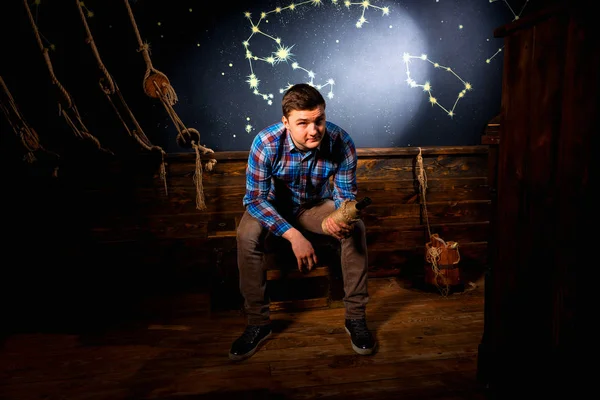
[228,331,272,361]
[345,327,376,355]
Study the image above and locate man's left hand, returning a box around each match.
[323,217,353,240]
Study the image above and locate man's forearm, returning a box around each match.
[246,199,293,236]
[282,227,303,243]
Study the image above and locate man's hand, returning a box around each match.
[283,228,318,271]
[322,217,353,240]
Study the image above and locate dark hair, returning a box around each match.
[281,83,326,118]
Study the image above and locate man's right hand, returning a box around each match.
[282,228,318,271]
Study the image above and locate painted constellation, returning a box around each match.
[29,0,56,51]
[486,0,530,64]
[242,0,390,106]
[79,1,93,18]
[403,53,472,118]
[490,0,530,21]
[486,46,503,64]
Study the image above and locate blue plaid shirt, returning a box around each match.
[243,121,358,236]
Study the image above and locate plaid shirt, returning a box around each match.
[243,121,358,236]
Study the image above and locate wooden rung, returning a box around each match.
[266,266,329,281]
[270,297,329,312]
[207,215,241,239]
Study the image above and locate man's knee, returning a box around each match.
[237,212,265,247]
[351,220,366,239]
[345,220,367,251]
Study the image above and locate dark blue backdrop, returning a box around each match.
[1,1,529,154]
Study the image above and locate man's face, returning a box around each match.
[282,106,326,152]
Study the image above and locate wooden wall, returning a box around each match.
[3,145,491,330]
[477,1,585,394]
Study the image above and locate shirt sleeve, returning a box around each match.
[332,131,358,209]
[243,135,293,236]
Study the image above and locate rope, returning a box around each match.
[153,80,217,209]
[124,0,217,210]
[123,0,178,106]
[416,147,431,238]
[339,200,361,224]
[22,0,112,155]
[416,147,460,296]
[75,0,115,96]
[425,235,449,297]
[0,75,60,169]
[76,0,168,194]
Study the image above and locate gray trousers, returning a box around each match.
[236,199,369,325]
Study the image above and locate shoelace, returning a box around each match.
[240,326,262,342]
[348,321,371,338]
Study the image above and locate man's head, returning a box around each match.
[281,83,326,152]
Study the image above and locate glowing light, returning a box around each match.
[246,74,260,89]
[403,53,473,117]
[241,0,389,104]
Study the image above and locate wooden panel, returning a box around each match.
[361,201,490,229]
[480,3,584,394]
[5,145,491,318]
[367,222,490,250]
[494,13,563,343]
[368,242,488,278]
[74,147,490,311]
[359,177,490,203]
[553,3,592,349]
[356,154,488,181]
[267,266,330,281]
[270,297,330,312]
[165,152,489,185]
[89,175,488,217]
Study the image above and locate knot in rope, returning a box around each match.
[138,42,151,53]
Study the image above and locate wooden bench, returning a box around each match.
[208,216,343,312]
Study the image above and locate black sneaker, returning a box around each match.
[345,319,376,355]
[229,324,272,361]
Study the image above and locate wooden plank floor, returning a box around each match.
[0,276,488,400]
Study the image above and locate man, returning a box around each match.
[229,83,375,361]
